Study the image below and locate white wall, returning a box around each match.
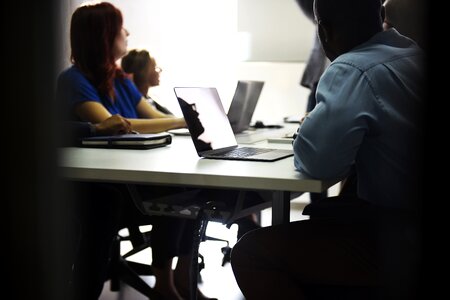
[238,0,315,62]
[108,0,315,63]
[59,0,315,67]
[236,62,309,124]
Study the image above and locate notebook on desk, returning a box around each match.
[174,87,293,162]
[80,133,172,149]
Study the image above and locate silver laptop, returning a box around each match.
[169,81,263,136]
[174,87,293,162]
[227,80,264,133]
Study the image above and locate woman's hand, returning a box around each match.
[95,114,131,135]
[299,112,309,125]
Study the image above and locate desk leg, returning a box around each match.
[191,215,207,300]
[272,191,290,225]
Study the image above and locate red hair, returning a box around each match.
[70,2,125,99]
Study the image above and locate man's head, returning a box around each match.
[314,0,385,61]
[295,0,315,22]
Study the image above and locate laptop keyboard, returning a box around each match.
[211,147,272,158]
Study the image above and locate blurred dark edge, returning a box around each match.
[1,0,433,299]
[3,1,71,299]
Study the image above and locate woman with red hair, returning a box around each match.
[58,2,216,300]
[58,2,185,132]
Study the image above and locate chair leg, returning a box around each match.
[221,246,232,266]
[117,257,158,298]
[128,225,146,248]
[109,236,121,291]
[127,261,153,276]
[197,254,205,283]
[190,215,208,300]
[109,235,155,297]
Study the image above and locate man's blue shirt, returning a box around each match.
[293,29,424,209]
[57,66,142,118]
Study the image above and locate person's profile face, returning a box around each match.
[145,57,161,87]
[113,27,129,60]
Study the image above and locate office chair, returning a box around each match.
[107,221,158,298]
[106,187,230,298]
[120,185,272,299]
[110,222,221,285]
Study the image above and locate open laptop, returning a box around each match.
[174,87,293,162]
[169,80,263,136]
[227,80,264,133]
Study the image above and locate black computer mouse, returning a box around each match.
[253,121,283,129]
[254,121,265,128]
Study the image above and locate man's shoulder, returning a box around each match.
[334,30,423,72]
[333,47,388,72]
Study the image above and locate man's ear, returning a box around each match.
[318,20,331,43]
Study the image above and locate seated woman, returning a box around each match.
[57,3,215,299]
[121,49,173,115]
[57,14,184,132]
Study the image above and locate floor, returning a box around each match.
[99,185,340,300]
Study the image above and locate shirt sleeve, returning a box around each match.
[66,121,93,139]
[57,67,102,112]
[293,62,379,179]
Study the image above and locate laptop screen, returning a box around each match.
[228,80,264,133]
[174,87,238,153]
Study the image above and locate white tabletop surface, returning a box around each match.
[60,135,335,193]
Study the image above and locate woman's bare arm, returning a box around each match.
[136,98,170,119]
[74,101,186,133]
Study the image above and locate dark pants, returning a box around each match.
[150,216,195,267]
[70,183,197,299]
[70,183,124,300]
[231,195,421,300]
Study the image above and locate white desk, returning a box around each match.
[60,136,337,225]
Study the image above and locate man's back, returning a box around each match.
[294,29,424,209]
